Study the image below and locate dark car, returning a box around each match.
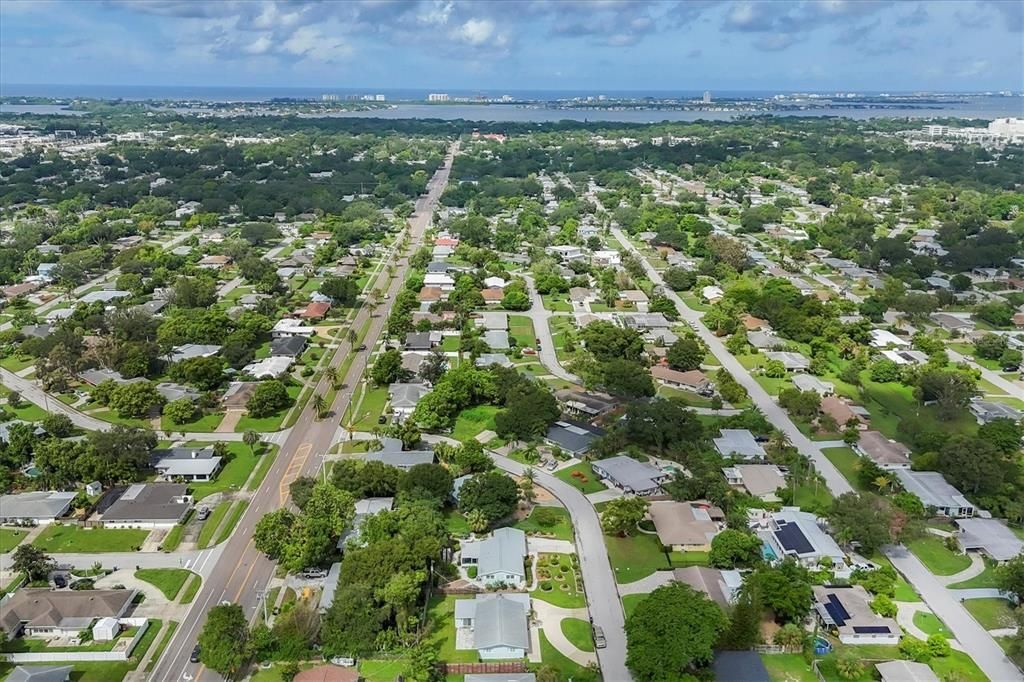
[356,344,367,351]
[378,415,387,424]
[190,644,201,663]
[53,575,66,588]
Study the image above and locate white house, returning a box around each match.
[454,593,531,660]
[459,527,528,587]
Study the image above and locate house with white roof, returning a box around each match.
[713,429,767,460]
[454,593,531,660]
[894,470,974,518]
[459,527,528,587]
[868,329,909,348]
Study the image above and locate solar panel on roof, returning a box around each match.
[775,522,814,554]
[825,594,850,626]
[852,626,892,634]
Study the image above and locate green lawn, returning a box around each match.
[761,653,817,682]
[0,354,36,372]
[247,445,279,491]
[197,501,231,549]
[621,593,646,619]
[963,597,1017,630]
[532,553,586,608]
[441,335,461,352]
[10,402,48,422]
[867,552,920,602]
[948,561,1001,589]
[907,536,972,576]
[134,568,194,601]
[541,294,573,312]
[508,315,536,348]
[215,501,247,544]
[512,506,573,541]
[560,617,594,652]
[605,532,708,583]
[352,385,389,431]
[451,404,500,442]
[144,621,179,673]
[33,525,150,553]
[426,595,478,663]
[822,447,865,491]
[0,528,27,552]
[89,409,149,428]
[536,630,592,680]
[159,522,186,552]
[187,442,275,500]
[554,462,607,494]
[234,382,302,432]
[791,479,834,514]
[445,509,472,536]
[160,411,225,432]
[179,574,201,604]
[913,611,953,638]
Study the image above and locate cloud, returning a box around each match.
[755,33,797,51]
[982,0,1023,30]
[453,17,496,46]
[723,0,898,51]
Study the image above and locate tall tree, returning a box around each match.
[198,604,249,676]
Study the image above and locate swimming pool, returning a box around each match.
[762,544,778,561]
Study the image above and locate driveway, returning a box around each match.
[885,545,1023,682]
[617,570,676,596]
[521,273,581,384]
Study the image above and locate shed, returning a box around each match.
[92,617,119,642]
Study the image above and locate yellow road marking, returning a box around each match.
[279,443,311,504]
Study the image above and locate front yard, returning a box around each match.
[513,506,573,542]
[451,405,500,442]
[963,597,1017,630]
[554,462,607,494]
[187,442,277,500]
[605,532,708,583]
[0,528,27,552]
[532,553,585,608]
[33,525,150,553]
[906,536,972,576]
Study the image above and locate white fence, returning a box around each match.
[1,618,150,663]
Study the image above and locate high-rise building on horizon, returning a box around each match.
[427,93,450,102]
[702,91,712,104]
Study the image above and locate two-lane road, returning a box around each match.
[151,142,459,682]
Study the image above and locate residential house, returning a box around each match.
[820,396,868,429]
[476,312,509,331]
[221,382,259,410]
[271,318,315,338]
[149,447,223,482]
[869,329,910,348]
[0,589,136,639]
[553,389,616,420]
[459,527,528,586]
[365,437,434,470]
[713,429,767,460]
[405,331,442,351]
[792,374,834,396]
[747,331,783,351]
[388,383,432,422]
[35,263,58,282]
[969,399,1024,424]
[672,566,742,608]
[647,501,724,551]
[591,250,621,267]
[299,301,331,321]
[483,276,507,289]
[424,273,455,290]
[755,508,846,568]
[813,584,900,645]
[880,349,929,365]
[79,290,130,305]
[650,366,712,394]
[569,287,596,304]
[480,288,504,305]
[855,431,910,470]
[701,285,724,303]
[483,330,510,350]
[765,351,811,372]
[7,666,73,682]
[337,498,396,551]
[475,353,513,368]
[722,464,786,501]
[270,335,308,358]
[549,245,586,262]
[893,470,974,518]
[166,343,221,363]
[591,454,669,495]
[622,313,671,330]
[954,518,1024,563]
[930,312,974,333]
[0,491,76,526]
[740,314,770,331]
[418,286,443,304]
[243,356,292,379]
[100,483,192,529]
[454,593,531,660]
[620,289,649,312]
[544,420,605,455]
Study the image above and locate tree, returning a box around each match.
[915,370,976,419]
[763,359,786,378]
[162,397,197,425]
[977,418,1024,455]
[321,584,387,657]
[253,508,295,559]
[41,413,74,438]
[272,602,320,661]
[108,381,165,418]
[666,338,703,371]
[835,651,864,680]
[403,642,444,682]
[198,604,248,676]
[169,355,225,391]
[746,561,813,624]
[579,320,644,362]
[995,553,1024,602]
[494,384,560,441]
[772,623,806,649]
[289,476,317,510]
[243,429,261,455]
[870,594,897,617]
[719,584,763,649]
[465,508,489,533]
[501,286,530,311]
[625,583,727,680]
[709,529,763,569]
[370,348,409,386]
[11,545,56,581]
[312,392,327,418]
[398,463,453,503]
[457,471,519,526]
[418,350,447,384]
[601,358,655,398]
[601,496,649,537]
[829,493,895,554]
[320,276,359,306]
[246,380,291,418]
[936,434,1010,495]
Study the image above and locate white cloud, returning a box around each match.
[454,17,495,46]
[282,26,352,62]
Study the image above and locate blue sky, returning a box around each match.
[1,0,1021,92]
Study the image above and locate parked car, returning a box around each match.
[593,626,607,649]
[53,574,66,588]
[378,415,388,424]
[190,645,201,663]
[545,459,558,471]
[356,344,367,351]
[300,568,328,579]
[196,506,210,521]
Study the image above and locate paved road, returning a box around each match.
[0,548,223,577]
[150,142,459,682]
[521,273,581,384]
[947,348,1024,401]
[423,435,632,682]
[610,226,853,496]
[886,545,1023,682]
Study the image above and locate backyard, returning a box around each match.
[425,594,478,663]
[33,525,150,553]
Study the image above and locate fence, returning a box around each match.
[443,662,527,674]
[1,618,150,664]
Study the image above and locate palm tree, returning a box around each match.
[312,392,327,419]
[347,328,357,345]
[466,509,489,534]
[324,366,338,388]
[767,430,792,456]
[873,475,892,494]
[243,429,261,456]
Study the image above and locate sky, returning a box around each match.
[1,0,1022,94]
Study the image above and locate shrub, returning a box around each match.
[927,634,951,658]
[467,566,477,579]
[540,580,553,591]
[899,635,932,662]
